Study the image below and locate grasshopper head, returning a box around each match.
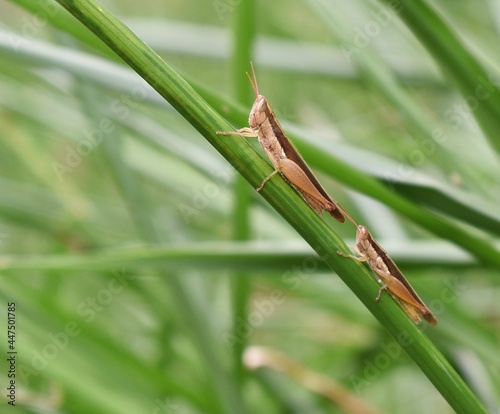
[356,225,371,253]
[357,225,369,239]
[248,95,268,129]
[246,63,269,129]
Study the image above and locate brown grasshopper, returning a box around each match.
[217,63,345,222]
[338,223,437,325]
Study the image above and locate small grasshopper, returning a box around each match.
[338,224,437,325]
[217,63,345,223]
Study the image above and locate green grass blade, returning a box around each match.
[378,0,500,156]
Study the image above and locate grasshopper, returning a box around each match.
[338,224,437,325]
[217,63,345,222]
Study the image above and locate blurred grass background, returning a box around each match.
[0,0,499,413]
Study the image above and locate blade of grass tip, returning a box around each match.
[48,1,488,412]
[378,0,500,156]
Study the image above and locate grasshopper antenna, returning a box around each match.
[336,203,358,228]
[246,61,260,98]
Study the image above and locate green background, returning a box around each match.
[0,0,499,413]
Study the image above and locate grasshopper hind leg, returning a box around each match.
[256,168,280,191]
